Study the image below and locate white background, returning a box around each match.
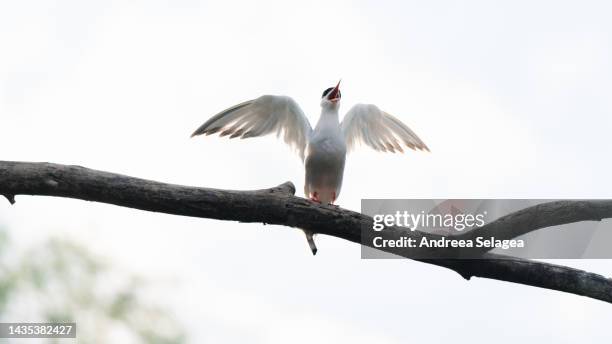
[1,0,611,342]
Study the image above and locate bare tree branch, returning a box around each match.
[460,200,612,255]
[0,161,611,304]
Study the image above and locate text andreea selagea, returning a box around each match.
[372,236,525,250]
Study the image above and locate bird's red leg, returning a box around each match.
[310,191,321,204]
[331,192,337,204]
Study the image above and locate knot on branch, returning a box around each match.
[458,271,473,281]
[267,181,296,195]
[2,194,15,205]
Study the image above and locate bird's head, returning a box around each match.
[320,80,341,108]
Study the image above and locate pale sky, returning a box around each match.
[1,0,612,342]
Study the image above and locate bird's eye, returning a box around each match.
[322,87,333,98]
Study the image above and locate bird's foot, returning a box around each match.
[310,192,321,204]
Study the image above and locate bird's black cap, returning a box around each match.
[322,87,341,99]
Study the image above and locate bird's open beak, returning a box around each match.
[328,80,341,102]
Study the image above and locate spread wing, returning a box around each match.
[341,104,429,153]
[191,95,312,160]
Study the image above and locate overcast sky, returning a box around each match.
[1,0,612,342]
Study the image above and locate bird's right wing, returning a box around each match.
[191,95,312,160]
[341,103,429,153]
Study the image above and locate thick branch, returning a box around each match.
[0,161,611,304]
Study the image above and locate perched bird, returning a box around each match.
[191,81,429,254]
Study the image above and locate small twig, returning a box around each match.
[2,194,15,205]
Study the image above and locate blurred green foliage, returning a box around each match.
[0,228,186,344]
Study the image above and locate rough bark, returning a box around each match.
[0,161,611,304]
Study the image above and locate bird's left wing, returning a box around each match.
[341,104,429,153]
[191,95,312,160]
